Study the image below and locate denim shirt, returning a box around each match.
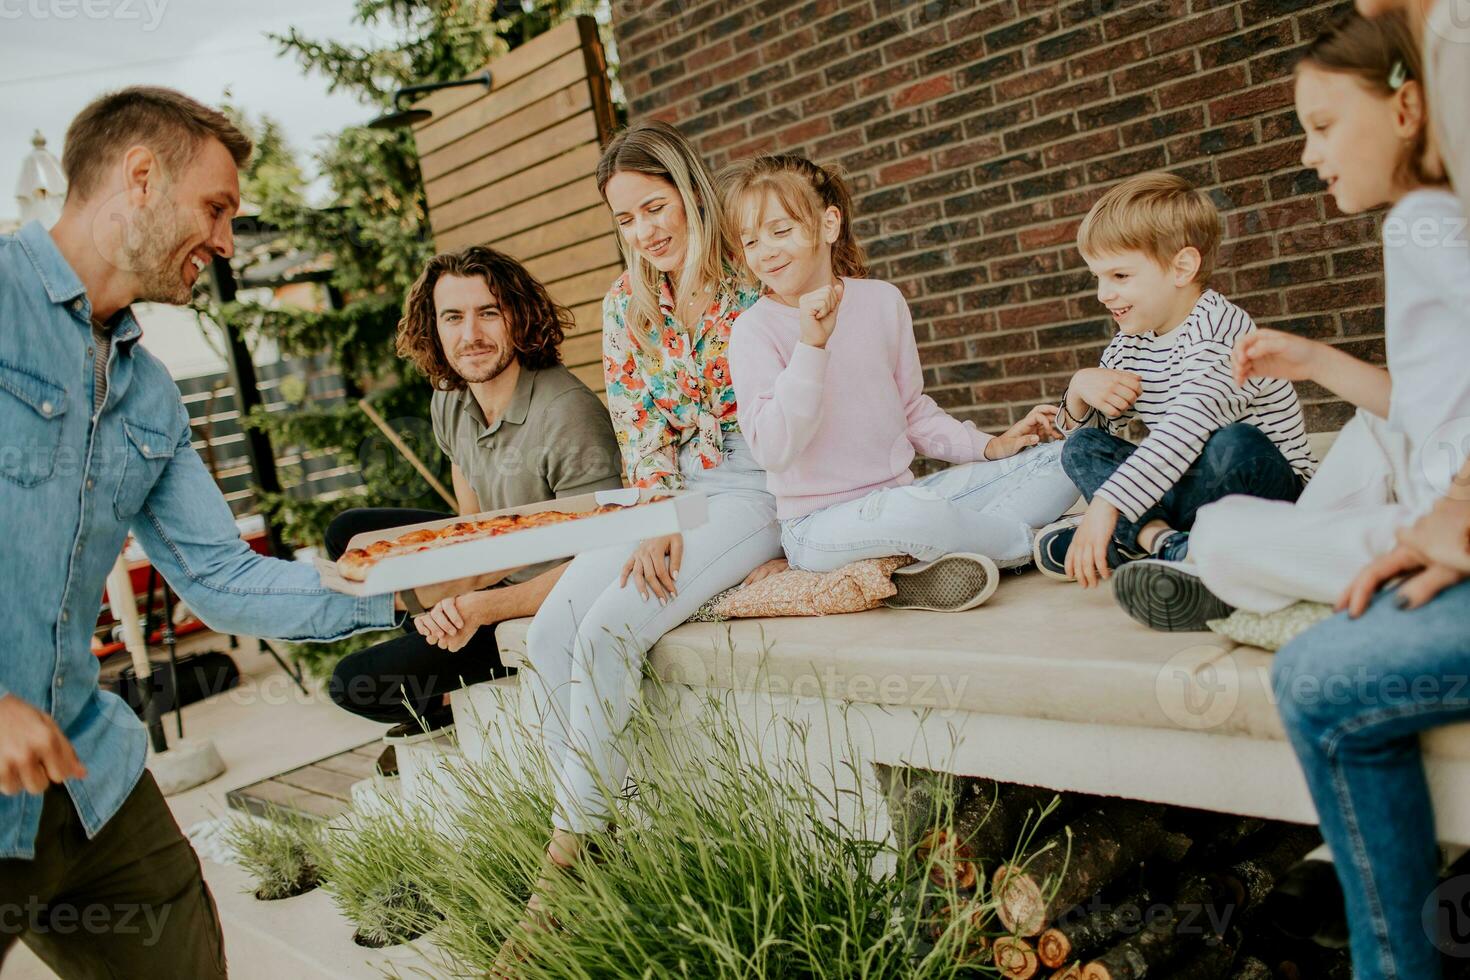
[0,222,397,859]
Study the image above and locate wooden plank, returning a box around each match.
[524,237,623,285]
[576,15,618,149]
[416,49,588,157]
[566,299,604,336]
[420,78,590,178]
[491,205,612,261]
[412,19,583,134]
[428,142,601,238]
[547,261,624,308]
[561,330,602,369]
[425,111,599,209]
[313,751,379,780]
[226,780,347,822]
[435,180,604,252]
[275,764,361,801]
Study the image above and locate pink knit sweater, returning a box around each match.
[729,277,993,520]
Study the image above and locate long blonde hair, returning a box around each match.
[719,154,869,283]
[596,120,733,344]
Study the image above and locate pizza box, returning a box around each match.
[315,487,709,596]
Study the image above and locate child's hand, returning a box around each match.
[741,558,789,587]
[1070,368,1141,418]
[1231,329,1324,388]
[984,404,1063,460]
[1065,498,1119,589]
[798,280,844,349]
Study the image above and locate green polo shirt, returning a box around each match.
[430,363,622,584]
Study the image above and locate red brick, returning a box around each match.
[894,75,957,110]
[879,157,936,185]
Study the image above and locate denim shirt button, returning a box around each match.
[41,401,53,415]
[60,611,69,623]
[85,479,94,490]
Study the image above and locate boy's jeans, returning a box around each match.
[1060,422,1302,551]
[1273,579,1470,980]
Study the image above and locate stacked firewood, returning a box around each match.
[881,768,1380,979]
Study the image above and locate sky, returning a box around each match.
[0,0,402,221]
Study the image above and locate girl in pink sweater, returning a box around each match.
[723,155,1080,610]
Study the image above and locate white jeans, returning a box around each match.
[522,434,781,833]
[1191,410,1426,613]
[779,440,1080,573]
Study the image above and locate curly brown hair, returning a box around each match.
[396,246,569,391]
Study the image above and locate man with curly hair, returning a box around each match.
[323,246,621,757]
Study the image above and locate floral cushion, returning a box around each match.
[687,557,915,622]
[1206,602,1336,652]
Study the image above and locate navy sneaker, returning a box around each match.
[1032,516,1149,581]
[1150,529,1190,562]
[1111,559,1234,632]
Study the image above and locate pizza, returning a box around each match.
[336,499,664,582]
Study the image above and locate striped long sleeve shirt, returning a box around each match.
[1061,289,1316,522]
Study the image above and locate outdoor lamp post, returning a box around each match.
[15,130,65,229]
[367,69,493,129]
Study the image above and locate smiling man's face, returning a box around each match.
[117,137,240,306]
[434,273,516,384]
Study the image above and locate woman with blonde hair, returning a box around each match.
[501,119,783,956]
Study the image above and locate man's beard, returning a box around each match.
[449,343,515,385]
[117,197,198,306]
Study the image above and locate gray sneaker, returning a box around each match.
[1111,559,1234,632]
[884,553,1000,612]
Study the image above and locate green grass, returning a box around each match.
[222,808,326,901]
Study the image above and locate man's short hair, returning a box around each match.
[1077,171,1222,283]
[62,86,253,201]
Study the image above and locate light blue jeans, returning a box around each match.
[522,433,781,833]
[779,440,1079,573]
[1273,579,1470,980]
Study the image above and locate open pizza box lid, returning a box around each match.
[315,487,710,596]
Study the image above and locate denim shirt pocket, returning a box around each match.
[0,359,68,488]
[114,418,175,521]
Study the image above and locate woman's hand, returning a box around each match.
[1338,543,1467,618]
[984,404,1064,460]
[798,280,844,349]
[1397,496,1470,573]
[741,558,789,587]
[621,533,684,603]
[1231,329,1325,388]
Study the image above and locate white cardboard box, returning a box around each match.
[316,487,709,596]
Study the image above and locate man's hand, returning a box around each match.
[1338,543,1467,618]
[1231,328,1325,388]
[0,695,86,796]
[741,558,789,587]
[797,281,844,349]
[621,533,683,603]
[1069,368,1142,419]
[1065,498,1119,589]
[985,404,1064,460]
[415,592,496,653]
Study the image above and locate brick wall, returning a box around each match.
[611,0,1381,435]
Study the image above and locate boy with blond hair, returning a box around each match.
[1034,172,1316,622]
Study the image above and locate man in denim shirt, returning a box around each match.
[0,88,473,976]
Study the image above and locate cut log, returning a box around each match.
[1037,887,1153,968]
[917,828,979,892]
[993,935,1042,979]
[1164,930,1241,980]
[995,800,1166,936]
[1049,967,1084,980]
[1225,824,1323,912]
[1080,872,1233,980]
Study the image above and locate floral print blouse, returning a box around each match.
[601,265,762,489]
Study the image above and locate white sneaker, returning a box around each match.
[884,553,1000,612]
